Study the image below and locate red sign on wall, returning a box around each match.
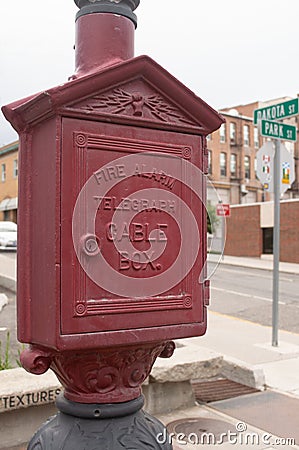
[217,203,230,217]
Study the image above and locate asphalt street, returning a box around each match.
[209,264,299,333]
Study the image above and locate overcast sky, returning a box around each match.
[1,0,299,145]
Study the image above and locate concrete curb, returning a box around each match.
[223,260,299,275]
[0,273,16,293]
[0,368,61,413]
[155,341,266,391]
[221,357,266,390]
[151,345,223,383]
[0,368,60,449]
[208,254,299,275]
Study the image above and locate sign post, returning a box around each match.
[254,98,298,347]
[272,138,280,346]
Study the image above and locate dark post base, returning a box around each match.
[27,395,173,449]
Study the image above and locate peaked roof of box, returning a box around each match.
[2,55,224,135]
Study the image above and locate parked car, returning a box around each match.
[0,221,17,250]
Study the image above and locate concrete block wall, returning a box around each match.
[0,368,61,449]
[280,200,299,263]
[224,199,299,263]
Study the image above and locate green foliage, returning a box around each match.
[0,331,12,370]
[16,344,26,368]
[207,202,219,234]
[0,332,26,370]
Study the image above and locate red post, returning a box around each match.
[74,13,135,77]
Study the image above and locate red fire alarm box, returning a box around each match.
[3,56,224,351]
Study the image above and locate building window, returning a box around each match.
[263,228,273,254]
[230,122,236,144]
[254,157,258,179]
[208,150,212,174]
[220,152,227,177]
[219,124,226,143]
[13,159,18,178]
[244,156,250,179]
[244,125,250,146]
[254,127,259,149]
[230,154,237,177]
[1,164,6,182]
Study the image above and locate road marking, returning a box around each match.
[0,327,7,332]
[212,286,286,305]
[252,294,286,305]
[214,288,251,298]
[219,267,295,282]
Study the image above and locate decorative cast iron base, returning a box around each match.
[27,395,173,449]
[21,341,175,404]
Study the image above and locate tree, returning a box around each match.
[206,202,219,235]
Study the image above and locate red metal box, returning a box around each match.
[3,56,223,351]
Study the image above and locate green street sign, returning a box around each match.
[254,98,299,124]
[261,120,297,142]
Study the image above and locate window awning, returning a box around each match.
[0,197,18,211]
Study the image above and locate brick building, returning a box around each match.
[207,108,263,206]
[220,95,299,200]
[225,199,299,263]
[207,95,299,208]
[0,141,18,222]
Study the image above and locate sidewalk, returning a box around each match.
[156,307,299,449]
[207,253,299,397]
[206,253,299,396]
[157,255,299,448]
